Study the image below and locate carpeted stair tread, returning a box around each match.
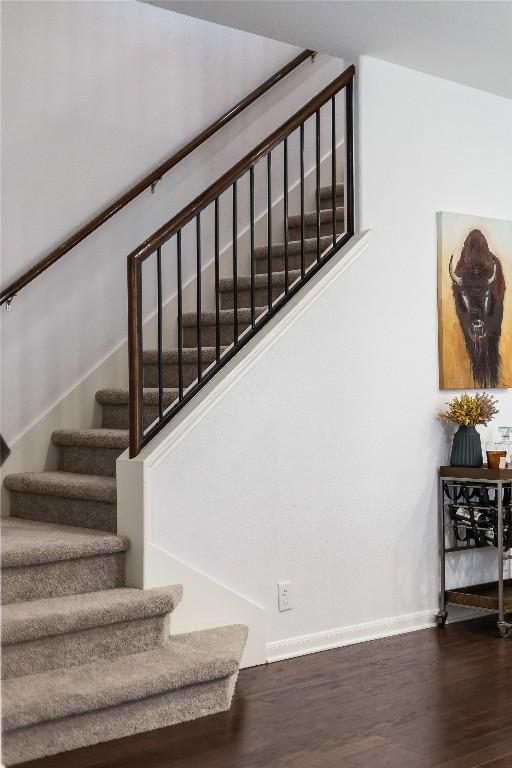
[320,182,344,200]
[219,269,302,293]
[2,623,248,732]
[1,518,129,569]
[288,206,344,228]
[182,307,267,327]
[52,428,128,449]
[254,234,333,260]
[143,347,228,365]
[4,471,116,503]
[2,586,183,645]
[96,388,178,406]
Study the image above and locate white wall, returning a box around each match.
[0,0,343,443]
[139,56,512,651]
[357,56,512,593]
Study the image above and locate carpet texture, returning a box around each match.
[0,518,128,568]
[2,586,182,643]
[3,674,238,765]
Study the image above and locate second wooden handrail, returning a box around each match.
[0,48,315,306]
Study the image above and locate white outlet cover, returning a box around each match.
[278,581,292,612]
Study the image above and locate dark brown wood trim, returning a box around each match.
[0,49,315,306]
[127,65,356,266]
[440,466,512,480]
[128,258,143,458]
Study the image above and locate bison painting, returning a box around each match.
[449,229,505,388]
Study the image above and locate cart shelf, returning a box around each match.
[446,580,512,611]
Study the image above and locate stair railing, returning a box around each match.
[128,64,355,457]
[0,50,315,307]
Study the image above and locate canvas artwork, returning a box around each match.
[438,212,512,389]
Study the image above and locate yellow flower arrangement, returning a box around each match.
[439,393,498,427]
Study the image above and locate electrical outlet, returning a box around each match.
[278,581,293,612]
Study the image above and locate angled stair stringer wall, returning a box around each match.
[116,231,371,667]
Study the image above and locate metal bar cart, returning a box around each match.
[437,466,512,637]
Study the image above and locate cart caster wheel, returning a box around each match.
[498,622,512,638]
[435,611,448,627]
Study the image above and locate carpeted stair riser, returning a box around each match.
[319,183,344,202]
[183,317,254,348]
[97,389,178,430]
[2,614,170,679]
[143,359,213,389]
[9,493,116,533]
[1,553,125,605]
[102,403,173,430]
[288,206,344,239]
[3,674,237,765]
[288,218,344,239]
[57,445,123,477]
[254,250,318,276]
[254,235,335,276]
[220,281,293,311]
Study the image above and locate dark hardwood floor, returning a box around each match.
[19,616,512,768]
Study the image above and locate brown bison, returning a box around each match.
[449,229,505,388]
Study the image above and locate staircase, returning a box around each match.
[1,181,344,765]
[1,50,355,765]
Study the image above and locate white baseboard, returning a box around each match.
[266,610,437,663]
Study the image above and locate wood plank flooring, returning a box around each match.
[18,616,512,768]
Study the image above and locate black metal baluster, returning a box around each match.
[284,137,289,294]
[267,152,272,311]
[196,214,202,382]
[300,123,305,278]
[176,231,183,401]
[250,166,255,327]
[315,108,321,263]
[331,96,336,246]
[345,80,355,236]
[156,246,163,419]
[214,198,221,363]
[233,182,238,344]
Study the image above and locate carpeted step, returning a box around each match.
[2,585,183,678]
[143,347,228,388]
[5,471,117,532]
[319,182,344,202]
[182,307,267,347]
[254,234,335,274]
[96,388,179,430]
[2,623,248,765]
[288,205,344,238]
[219,269,302,310]
[1,518,128,604]
[52,428,128,478]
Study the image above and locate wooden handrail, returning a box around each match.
[127,65,355,266]
[0,49,316,306]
